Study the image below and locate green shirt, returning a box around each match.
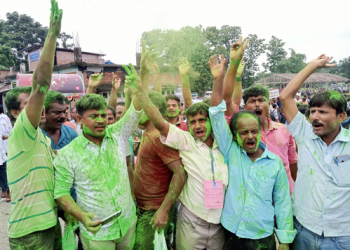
[54,103,143,241]
[7,108,57,238]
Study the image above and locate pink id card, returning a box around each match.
[203,180,224,209]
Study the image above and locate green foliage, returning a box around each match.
[242,34,266,88]
[262,36,287,73]
[141,26,265,94]
[58,32,74,49]
[0,12,72,70]
[273,49,307,73]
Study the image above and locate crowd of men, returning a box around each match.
[1,1,350,250]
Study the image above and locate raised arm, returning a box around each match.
[223,36,249,116]
[178,57,192,108]
[107,73,121,109]
[279,54,336,124]
[85,73,103,94]
[140,40,158,93]
[209,54,227,107]
[152,62,162,94]
[123,64,170,136]
[27,0,62,128]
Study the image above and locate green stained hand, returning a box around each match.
[230,36,249,65]
[152,61,160,74]
[88,73,103,89]
[236,60,247,77]
[81,212,102,235]
[141,40,158,73]
[208,54,227,79]
[178,57,191,76]
[49,0,63,37]
[278,243,289,250]
[123,63,143,94]
[150,208,169,231]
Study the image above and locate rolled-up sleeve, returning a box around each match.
[53,153,74,199]
[209,101,233,157]
[273,158,297,243]
[160,124,189,151]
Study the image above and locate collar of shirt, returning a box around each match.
[309,125,350,142]
[194,135,219,150]
[266,118,278,133]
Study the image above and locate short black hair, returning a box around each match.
[309,90,346,115]
[185,102,210,127]
[243,85,269,104]
[44,90,66,112]
[107,105,117,119]
[149,91,167,116]
[202,98,211,105]
[298,106,307,115]
[76,94,107,116]
[229,110,262,136]
[305,109,311,118]
[117,102,125,107]
[165,94,180,107]
[296,102,301,107]
[5,86,32,113]
[272,104,277,108]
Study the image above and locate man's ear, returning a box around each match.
[77,114,83,125]
[338,112,346,123]
[10,109,20,119]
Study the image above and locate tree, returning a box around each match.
[262,36,287,72]
[58,32,74,49]
[242,34,266,88]
[273,49,307,73]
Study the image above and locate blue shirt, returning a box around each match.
[41,124,78,150]
[341,117,350,128]
[209,101,296,243]
[286,112,350,237]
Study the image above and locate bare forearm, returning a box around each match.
[223,64,239,116]
[210,76,225,107]
[108,89,118,109]
[32,33,57,90]
[140,71,150,93]
[290,162,298,182]
[159,166,186,213]
[126,156,135,200]
[181,75,192,108]
[154,72,162,94]
[56,195,85,222]
[280,64,316,101]
[135,89,169,134]
[86,86,95,94]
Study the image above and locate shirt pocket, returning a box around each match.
[259,177,275,202]
[333,161,350,187]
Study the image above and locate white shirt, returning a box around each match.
[70,119,82,135]
[160,124,228,224]
[0,113,12,153]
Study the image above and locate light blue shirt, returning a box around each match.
[209,101,296,244]
[287,112,350,237]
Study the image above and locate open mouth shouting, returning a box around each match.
[312,121,324,130]
[254,108,263,117]
[246,140,256,150]
[195,130,205,137]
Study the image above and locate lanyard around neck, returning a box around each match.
[208,148,217,188]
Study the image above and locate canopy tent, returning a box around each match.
[253,73,350,90]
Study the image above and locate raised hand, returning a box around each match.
[49,0,63,37]
[208,54,227,79]
[309,54,337,69]
[230,36,249,65]
[88,73,103,89]
[111,72,121,91]
[178,57,191,76]
[237,60,247,76]
[123,64,143,94]
[141,40,158,73]
[152,61,160,74]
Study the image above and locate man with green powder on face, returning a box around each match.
[209,43,296,249]
[279,54,350,249]
[125,52,229,248]
[53,89,148,249]
[5,1,63,248]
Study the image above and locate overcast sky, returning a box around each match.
[2,0,350,72]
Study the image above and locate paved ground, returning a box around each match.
[0,198,11,250]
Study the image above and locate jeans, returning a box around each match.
[223,228,276,250]
[0,161,9,192]
[293,217,350,250]
[9,220,62,250]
